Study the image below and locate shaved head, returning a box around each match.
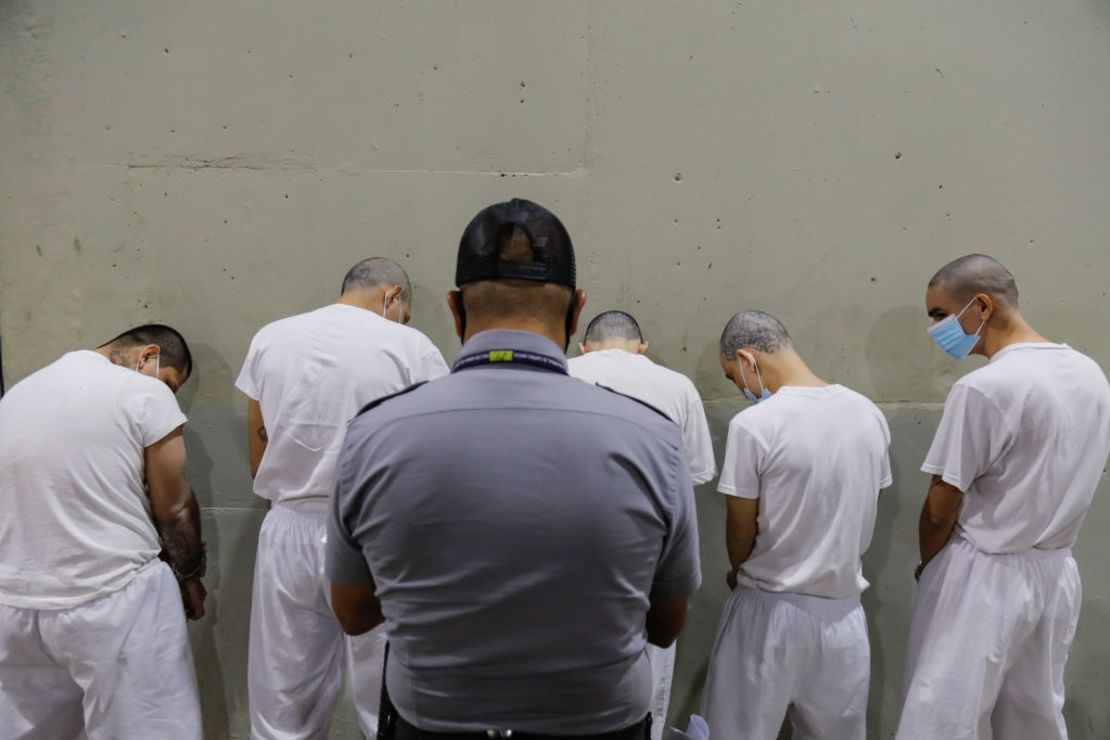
[99,323,193,378]
[720,310,792,357]
[583,311,643,344]
[928,254,1019,307]
[341,257,411,299]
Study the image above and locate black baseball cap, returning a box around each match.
[455,198,576,288]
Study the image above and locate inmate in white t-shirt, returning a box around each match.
[236,303,449,511]
[718,385,892,598]
[0,351,187,610]
[923,342,1110,553]
[568,349,717,484]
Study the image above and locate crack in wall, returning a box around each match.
[120,156,588,178]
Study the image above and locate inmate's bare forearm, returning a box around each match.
[158,491,206,577]
[918,475,962,569]
[146,428,206,577]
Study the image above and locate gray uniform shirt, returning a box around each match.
[327,329,701,735]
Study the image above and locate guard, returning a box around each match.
[327,198,701,739]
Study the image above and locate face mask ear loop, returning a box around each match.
[135,352,161,378]
[754,363,767,397]
[739,357,759,396]
[963,297,988,342]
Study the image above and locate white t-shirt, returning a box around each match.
[236,303,449,511]
[923,342,1110,553]
[568,349,716,484]
[0,351,187,609]
[718,385,892,598]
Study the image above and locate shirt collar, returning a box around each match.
[454,330,568,372]
[582,348,652,363]
[990,341,1069,363]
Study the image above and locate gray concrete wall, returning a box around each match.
[2,1,1108,737]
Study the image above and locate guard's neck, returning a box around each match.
[464,318,567,350]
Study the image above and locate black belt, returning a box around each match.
[394,714,651,740]
[377,644,651,740]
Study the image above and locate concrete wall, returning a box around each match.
[2,1,1109,737]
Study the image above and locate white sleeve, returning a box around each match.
[131,379,188,447]
[234,333,263,400]
[877,408,893,489]
[683,394,717,485]
[921,383,1013,492]
[717,418,765,500]
[409,339,450,385]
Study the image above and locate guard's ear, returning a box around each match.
[563,288,590,348]
[447,290,465,341]
[566,288,587,339]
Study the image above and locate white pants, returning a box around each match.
[249,505,386,740]
[0,559,202,740]
[703,587,869,740]
[647,643,675,740]
[896,536,1080,740]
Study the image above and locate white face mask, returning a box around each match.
[135,353,160,379]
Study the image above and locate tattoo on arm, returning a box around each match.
[157,480,206,579]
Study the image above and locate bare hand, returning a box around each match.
[725,569,738,591]
[180,577,207,620]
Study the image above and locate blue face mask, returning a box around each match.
[927,297,986,360]
[739,361,772,404]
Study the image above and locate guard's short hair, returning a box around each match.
[99,324,193,377]
[928,254,1019,307]
[719,310,793,357]
[583,310,643,344]
[340,257,411,299]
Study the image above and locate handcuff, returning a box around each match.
[171,543,208,582]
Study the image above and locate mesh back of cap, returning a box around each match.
[455,198,576,288]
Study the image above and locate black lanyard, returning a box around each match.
[452,349,568,375]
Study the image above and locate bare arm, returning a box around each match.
[645,593,688,648]
[247,398,268,479]
[917,474,963,578]
[145,427,207,619]
[331,580,384,636]
[725,496,759,589]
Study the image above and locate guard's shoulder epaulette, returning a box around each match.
[595,383,675,423]
[353,381,428,419]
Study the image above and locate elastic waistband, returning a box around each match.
[737,587,861,618]
[954,533,1072,561]
[268,503,328,530]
